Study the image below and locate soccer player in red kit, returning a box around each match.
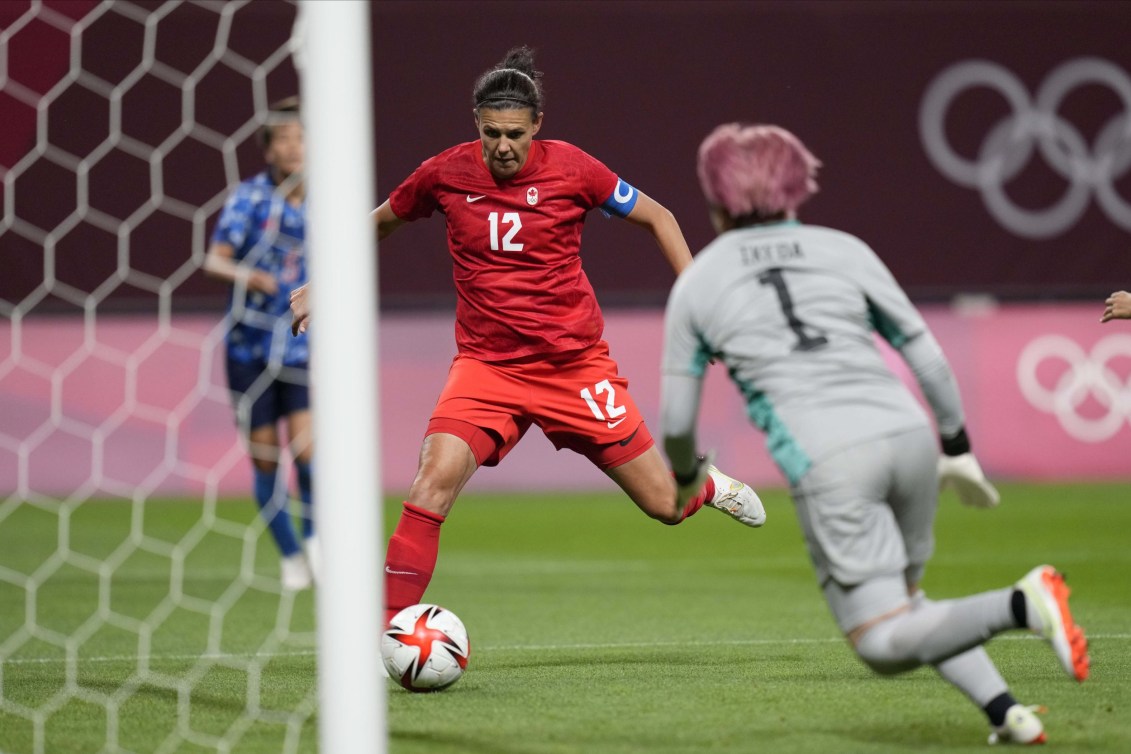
[291,46,765,623]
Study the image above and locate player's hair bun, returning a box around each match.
[473,45,544,113]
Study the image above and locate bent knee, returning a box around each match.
[855,647,908,677]
[853,620,920,676]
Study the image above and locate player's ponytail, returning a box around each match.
[473,45,544,114]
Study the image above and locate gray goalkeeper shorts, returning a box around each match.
[791,426,938,630]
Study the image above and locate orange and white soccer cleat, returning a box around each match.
[1016,565,1089,682]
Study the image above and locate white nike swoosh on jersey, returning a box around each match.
[385,565,418,576]
[466,195,486,202]
[607,418,626,429]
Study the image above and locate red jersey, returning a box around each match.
[388,139,623,361]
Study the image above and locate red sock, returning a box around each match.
[676,475,715,521]
[384,502,444,626]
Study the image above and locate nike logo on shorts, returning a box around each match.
[617,426,640,446]
[466,195,486,202]
[607,418,626,429]
[385,565,418,576]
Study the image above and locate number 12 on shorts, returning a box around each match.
[580,379,627,428]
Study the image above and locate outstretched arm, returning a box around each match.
[623,191,693,276]
[660,372,704,480]
[900,331,999,508]
[203,241,278,294]
[290,200,409,335]
[855,241,999,508]
[659,274,715,514]
[374,199,407,241]
[898,331,965,440]
[1101,290,1131,322]
[660,371,715,515]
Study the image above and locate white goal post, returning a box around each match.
[298,2,385,752]
[0,0,384,751]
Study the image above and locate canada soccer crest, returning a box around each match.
[527,187,539,205]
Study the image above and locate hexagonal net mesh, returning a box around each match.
[0,2,324,751]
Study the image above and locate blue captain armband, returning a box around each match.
[599,178,639,218]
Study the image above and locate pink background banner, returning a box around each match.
[0,303,1127,501]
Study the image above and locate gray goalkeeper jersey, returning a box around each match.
[662,221,964,485]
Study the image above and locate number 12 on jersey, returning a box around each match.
[489,212,523,251]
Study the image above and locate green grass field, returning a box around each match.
[0,482,1128,753]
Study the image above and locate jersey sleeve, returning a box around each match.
[661,272,712,378]
[900,330,966,437]
[564,145,624,212]
[660,272,710,474]
[388,156,441,221]
[852,243,966,435]
[211,186,254,252]
[660,371,705,475]
[852,244,928,349]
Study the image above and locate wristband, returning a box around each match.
[674,459,704,487]
[941,427,971,456]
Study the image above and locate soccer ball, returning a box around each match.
[381,603,470,692]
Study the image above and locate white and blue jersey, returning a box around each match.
[212,171,309,366]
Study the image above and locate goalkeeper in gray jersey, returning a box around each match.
[661,123,1089,745]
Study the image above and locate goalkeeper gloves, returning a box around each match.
[937,428,1000,509]
[674,451,714,516]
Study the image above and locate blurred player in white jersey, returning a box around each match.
[204,97,316,590]
[660,123,1089,744]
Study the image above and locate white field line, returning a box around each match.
[4,633,1129,666]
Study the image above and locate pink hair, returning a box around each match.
[697,124,821,218]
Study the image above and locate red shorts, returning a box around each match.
[425,340,654,471]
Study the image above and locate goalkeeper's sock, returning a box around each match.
[253,467,301,557]
[676,474,714,521]
[983,691,1020,727]
[933,646,1011,716]
[295,460,314,539]
[1011,589,1029,628]
[384,502,445,626]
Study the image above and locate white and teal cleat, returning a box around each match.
[988,704,1046,745]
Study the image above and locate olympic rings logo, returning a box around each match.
[920,58,1131,238]
[1016,333,1131,442]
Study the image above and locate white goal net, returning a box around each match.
[0,2,379,752]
